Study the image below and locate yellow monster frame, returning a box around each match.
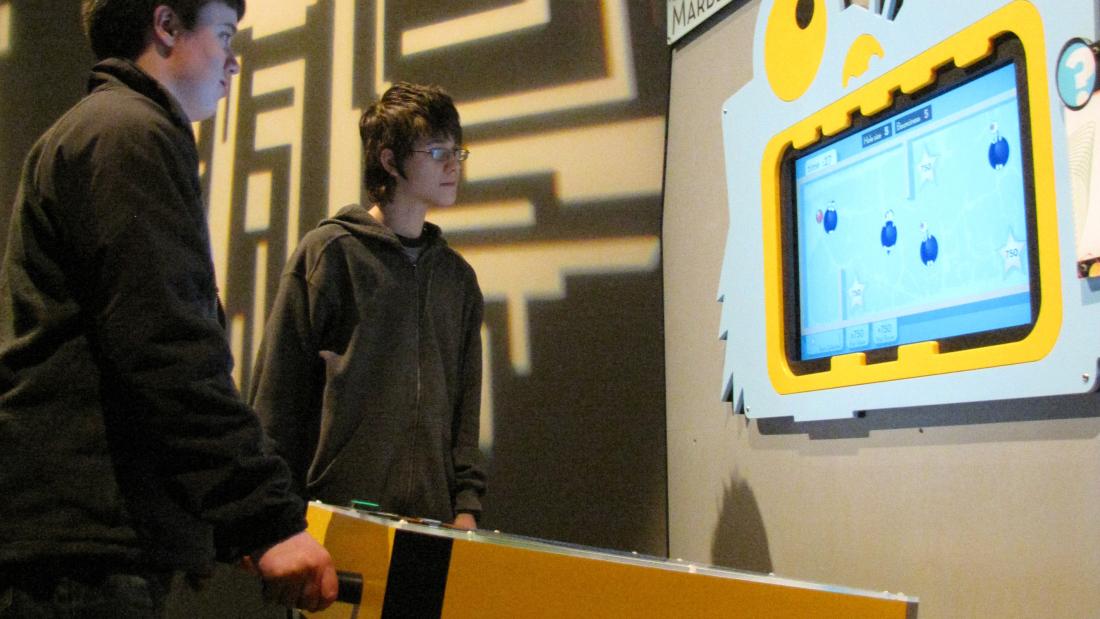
[759,2,1060,394]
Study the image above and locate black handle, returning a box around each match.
[336,570,363,605]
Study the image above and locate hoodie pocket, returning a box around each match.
[308,413,405,508]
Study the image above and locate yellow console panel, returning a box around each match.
[306,502,917,618]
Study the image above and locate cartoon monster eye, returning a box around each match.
[765,0,828,102]
[795,0,814,29]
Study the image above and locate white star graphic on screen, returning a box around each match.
[849,277,865,309]
[917,147,937,185]
[1000,231,1024,273]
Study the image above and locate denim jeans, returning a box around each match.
[0,571,170,618]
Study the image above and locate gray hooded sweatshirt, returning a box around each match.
[250,204,486,522]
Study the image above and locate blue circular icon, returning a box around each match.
[1057,38,1098,110]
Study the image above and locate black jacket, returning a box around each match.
[249,205,486,522]
[0,59,305,576]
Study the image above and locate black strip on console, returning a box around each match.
[380,529,454,618]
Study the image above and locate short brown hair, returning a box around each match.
[359,82,463,206]
[82,0,246,61]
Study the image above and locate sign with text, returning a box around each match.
[668,0,734,44]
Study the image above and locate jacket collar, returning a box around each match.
[87,58,194,137]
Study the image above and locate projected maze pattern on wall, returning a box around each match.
[198,0,665,452]
[0,2,10,56]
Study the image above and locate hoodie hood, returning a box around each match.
[321,204,445,250]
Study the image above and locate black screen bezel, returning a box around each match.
[779,34,1041,375]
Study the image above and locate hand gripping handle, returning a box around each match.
[336,570,363,605]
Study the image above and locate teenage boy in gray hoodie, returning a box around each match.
[251,82,486,530]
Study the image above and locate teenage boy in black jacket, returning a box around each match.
[250,82,487,530]
[0,1,336,614]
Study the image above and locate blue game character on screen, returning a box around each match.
[823,200,838,233]
[881,209,898,252]
[988,122,1011,169]
[920,223,939,264]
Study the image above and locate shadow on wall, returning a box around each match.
[711,473,773,575]
[756,391,1100,441]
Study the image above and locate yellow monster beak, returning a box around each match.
[842,34,885,88]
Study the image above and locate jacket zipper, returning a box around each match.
[405,259,421,508]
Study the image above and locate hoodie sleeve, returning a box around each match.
[451,267,487,515]
[249,238,338,496]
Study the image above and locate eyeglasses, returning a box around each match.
[410,147,470,162]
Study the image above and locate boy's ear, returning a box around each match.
[380,148,401,178]
[150,4,182,49]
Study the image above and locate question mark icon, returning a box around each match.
[1058,38,1099,110]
